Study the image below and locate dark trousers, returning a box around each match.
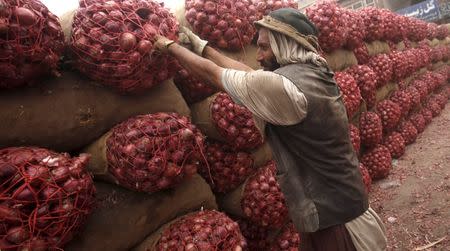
[301,224,357,251]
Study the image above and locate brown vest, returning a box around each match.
[267,63,368,232]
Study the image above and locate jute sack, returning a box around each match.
[132,216,181,251]
[365,41,390,56]
[217,180,248,218]
[323,49,358,72]
[65,175,217,251]
[0,71,190,152]
[375,82,398,104]
[431,38,440,47]
[396,41,406,51]
[432,61,445,70]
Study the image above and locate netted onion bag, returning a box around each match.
[70,0,179,93]
[155,210,247,250]
[347,65,377,109]
[252,0,297,20]
[185,0,257,51]
[359,7,386,42]
[212,92,264,150]
[0,0,64,89]
[0,147,95,250]
[358,163,372,193]
[361,144,392,180]
[382,132,405,159]
[269,222,300,251]
[106,113,205,193]
[353,43,370,65]
[349,124,360,155]
[242,161,289,227]
[334,71,362,118]
[202,140,254,193]
[345,9,366,49]
[237,218,271,250]
[174,67,216,104]
[368,54,392,87]
[359,111,382,148]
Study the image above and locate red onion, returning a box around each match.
[347,65,377,109]
[359,112,383,148]
[174,67,216,104]
[361,144,392,180]
[0,0,64,89]
[358,163,372,193]
[155,210,247,250]
[306,1,350,52]
[334,71,362,118]
[185,0,257,51]
[382,132,405,159]
[376,100,402,133]
[396,120,418,145]
[242,161,289,227]
[368,54,393,87]
[211,92,264,150]
[71,0,179,93]
[269,222,300,250]
[0,147,95,250]
[106,113,206,193]
[349,124,360,155]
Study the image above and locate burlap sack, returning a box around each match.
[431,38,440,47]
[375,82,398,104]
[132,216,181,251]
[0,71,190,152]
[432,61,445,70]
[216,181,247,218]
[65,175,217,251]
[190,93,223,141]
[323,49,358,72]
[251,142,273,168]
[365,41,390,56]
[396,41,406,51]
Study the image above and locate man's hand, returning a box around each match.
[154,35,175,53]
[179,26,208,56]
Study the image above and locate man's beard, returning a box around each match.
[261,57,280,71]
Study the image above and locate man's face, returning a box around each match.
[256,28,279,71]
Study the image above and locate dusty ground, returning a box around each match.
[369,103,450,251]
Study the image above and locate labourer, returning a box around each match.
[155,8,387,251]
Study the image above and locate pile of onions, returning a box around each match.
[0,147,95,250]
[359,7,386,42]
[70,0,179,93]
[0,0,64,89]
[345,10,366,49]
[406,18,427,42]
[236,218,271,250]
[436,25,449,40]
[361,144,392,180]
[305,1,350,52]
[421,108,433,125]
[396,120,418,145]
[376,100,402,133]
[106,113,205,193]
[358,163,372,193]
[382,132,405,159]
[155,210,247,250]
[242,161,289,227]
[202,140,255,193]
[359,112,383,148]
[174,67,216,104]
[252,0,298,20]
[409,112,426,134]
[185,0,257,51]
[334,71,362,118]
[349,124,361,155]
[347,65,377,109]
[368,54,393,87]
[211,92,264,150]
[389,90,412,118]
[353,43,370,65]
[269,223,300,251]
[405,86,422,109]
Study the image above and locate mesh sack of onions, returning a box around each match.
[409,112,426,134]
[174,67,216,104]
[269,222,300,251]
[405,86,422,110]
[345,9,366,49]
[389,51,409,81]
[358,163,372,193]
[419,71,440,93]
[382,132,405,159]
[0,0,64,89]
[421,108,433,125]
[411,80,429,103]
[211,92,264,150]
[347,65,377,109]
[0,147,95,250]
[242,161,289,227]
[430,47,444,63]
[390,89,412,118]
[202,140,254,193]
[368,54,392,87]
[424,99,442,117]
[236,218,272,250]
[427,23,438,40]
[436,25,449,40]
[376,100,402,133]
[349,124,360,155]
[359,112,383,148]
[353,43,370,65]
[305,1,350,52]
[252,0,298,20]
[430,94,447,110]
[382,11,405,43]
[105,113,205,193]
[185,0,257,51]
[361,144,392,180]
[359,7,386,42]
[155,210,247,250]
[396,120,418,145]
[406,18,427,42]
[70,0,179,93]
[334,71,362,118]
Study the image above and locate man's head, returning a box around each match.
[256,28,280,71]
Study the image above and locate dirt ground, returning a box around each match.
[369,103,450,250]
